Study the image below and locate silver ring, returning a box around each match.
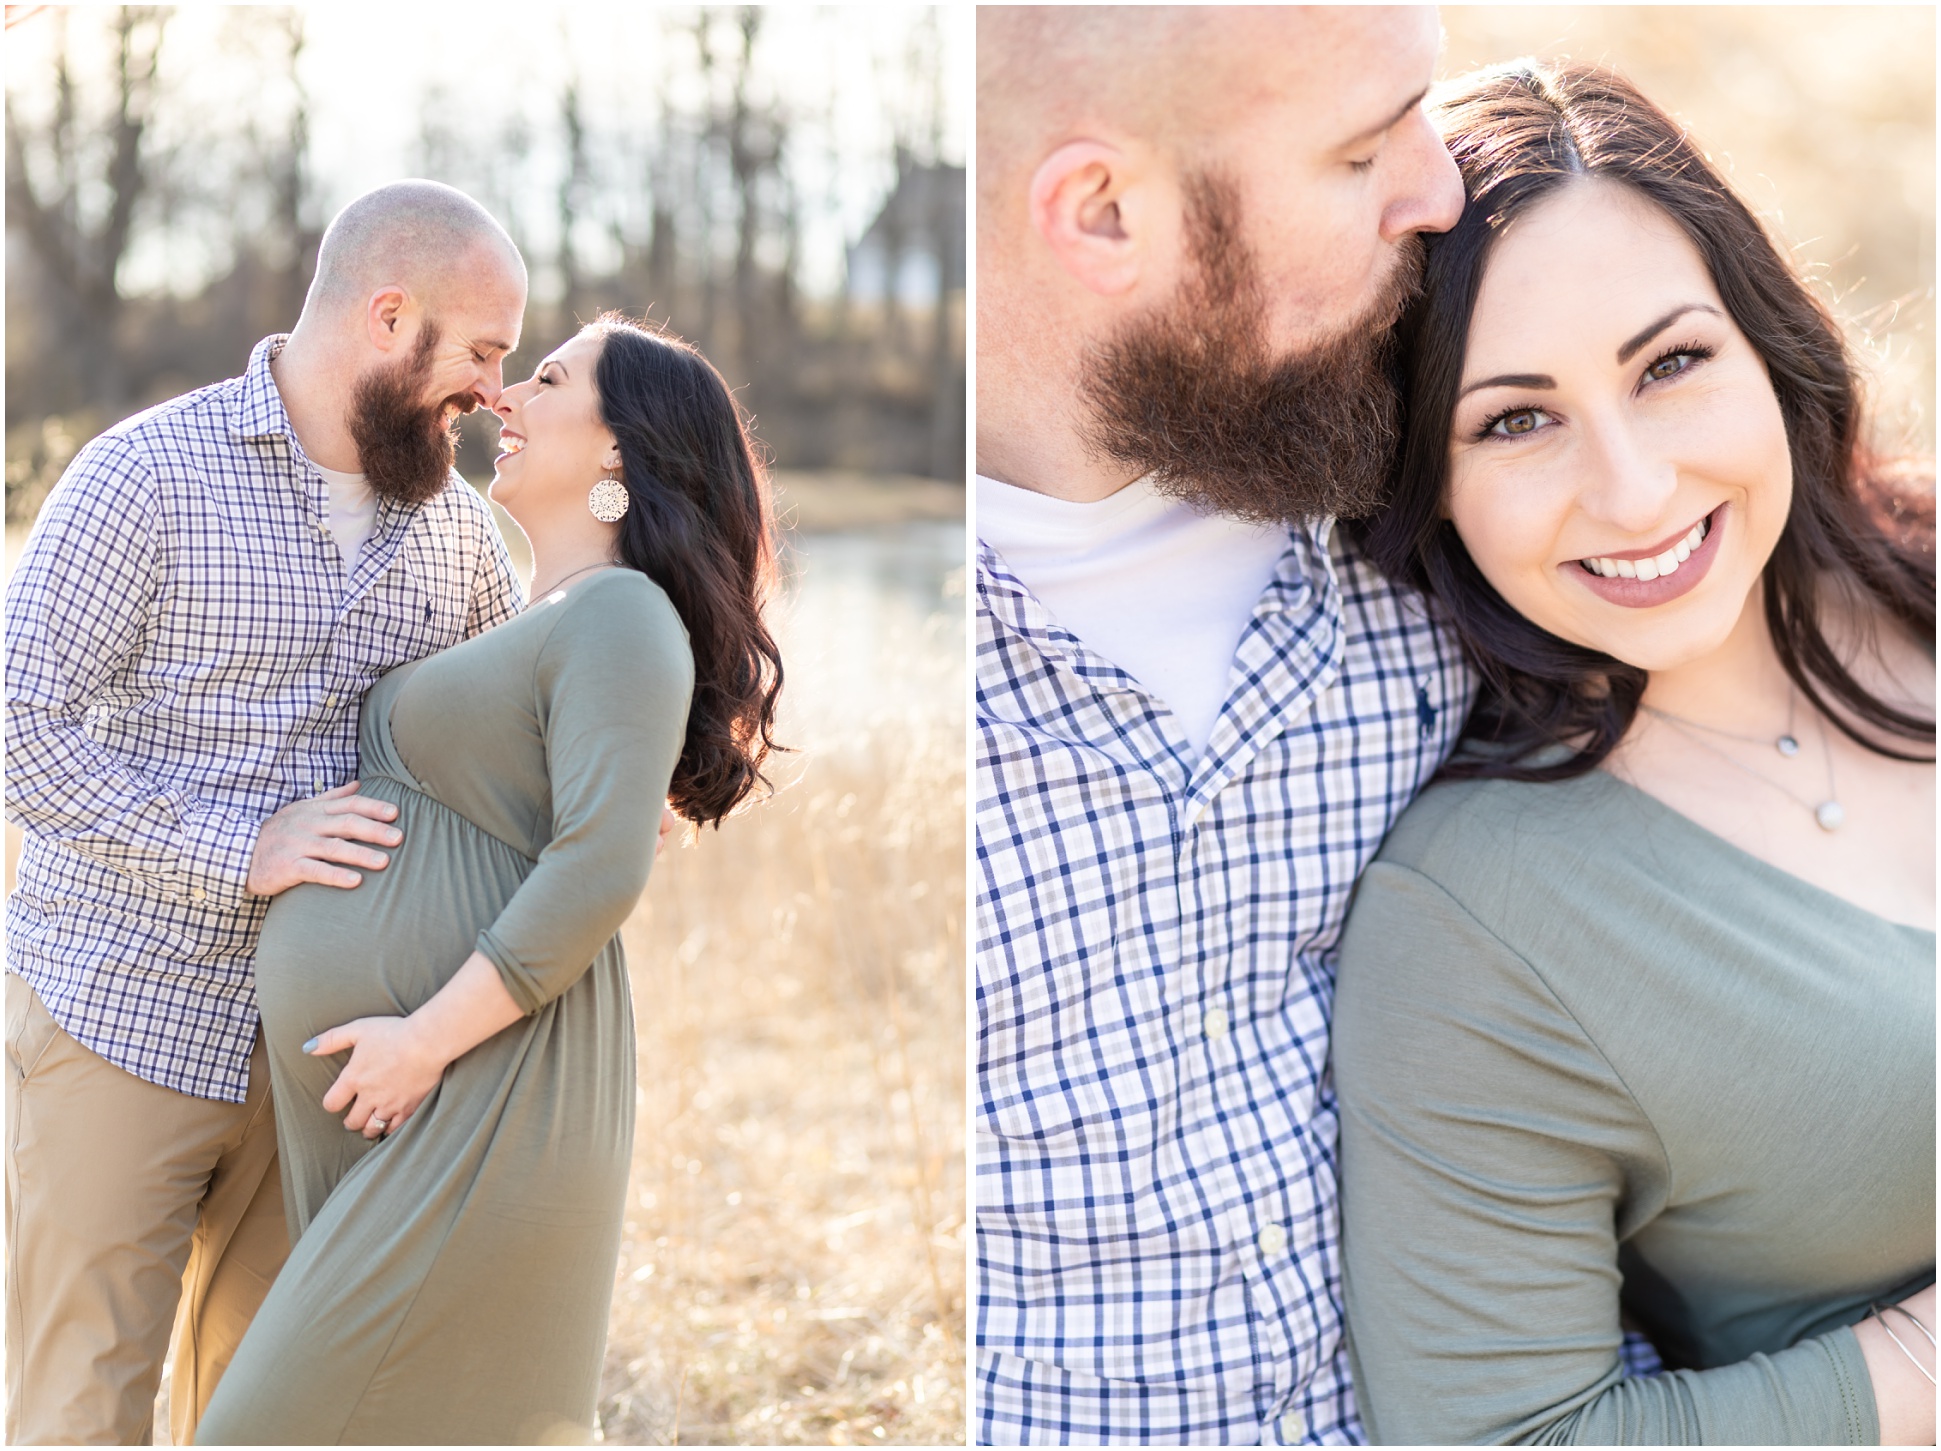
[369,1116,389,1133]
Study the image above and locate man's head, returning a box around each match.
[299,180,528,502]
[977,6,1464,516]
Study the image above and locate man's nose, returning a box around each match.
[1380,112,1466,243]
[473,362,505,410]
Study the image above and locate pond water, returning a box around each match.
[770,519,966,753]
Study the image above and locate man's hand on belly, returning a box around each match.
[246,781,404,896]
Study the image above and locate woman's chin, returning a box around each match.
[1571,602,1747,675]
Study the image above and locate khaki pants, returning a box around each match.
[6,974,289,1445]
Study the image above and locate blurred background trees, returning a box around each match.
[5,5,967,522]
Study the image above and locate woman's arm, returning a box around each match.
[1334,860,1894,1445]
[472,583,692,1013]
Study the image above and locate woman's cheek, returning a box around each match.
[1449,459,1561,609]
[1657,375,1789,496]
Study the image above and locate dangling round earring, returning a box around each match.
[588,468,629,523]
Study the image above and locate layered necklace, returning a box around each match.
[1639,686,1845,831]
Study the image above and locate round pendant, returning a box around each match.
[1814,800,1844,832]
[1776,735,1800,757]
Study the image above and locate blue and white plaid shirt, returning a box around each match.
[5,335,522,1103]
[975,520,1475,1444]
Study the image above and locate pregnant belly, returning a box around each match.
[254,777,532,1045]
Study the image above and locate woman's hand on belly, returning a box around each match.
[307,1015,452,1138]
[305,950,527,1139]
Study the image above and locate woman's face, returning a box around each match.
[489,331,619,525]
[1444,179,1793,672]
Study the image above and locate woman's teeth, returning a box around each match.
[499,435,525,454]
[1579,516,1709,581]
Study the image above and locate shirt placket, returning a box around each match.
[290,442,410,799]
[1197,545,1348,1431]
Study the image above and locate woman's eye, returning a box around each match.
[1645,353,1689,382]
[1487,408,1548,437]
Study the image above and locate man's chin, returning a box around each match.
[1081,324,1404,525]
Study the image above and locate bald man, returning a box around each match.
[4,179,527,1443]
[975,10,1476,1443]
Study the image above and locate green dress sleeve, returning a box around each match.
[1332,861,1878,1446]
[475,583,693,1014]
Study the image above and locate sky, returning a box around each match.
[5,4,970,300]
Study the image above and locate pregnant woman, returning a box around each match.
[198,316,782,1443]
[1334,65,1934,1444]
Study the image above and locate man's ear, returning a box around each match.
[1028,141,1152,296]
[366,286,410,351]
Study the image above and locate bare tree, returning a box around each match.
[6,6,168,408]
[7,4,968,480]
[557,68,591,331]
[265,11,318,324]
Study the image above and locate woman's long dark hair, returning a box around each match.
[1353,62,1934,779]
[589,313,783,825]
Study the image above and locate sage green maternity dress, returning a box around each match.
[1334,769,1934,1445]
[197,568,691,1445]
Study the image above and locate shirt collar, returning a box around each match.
[976,517,1330,665]
[230,334,297,442]
[979,517,1349,809]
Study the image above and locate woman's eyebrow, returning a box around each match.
[1616,303,1724,364]
[1458,304,1729,398]
[541,360,570,378]
[1458,372,1556,399]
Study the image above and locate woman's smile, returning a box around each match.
[1566,503,1725,608]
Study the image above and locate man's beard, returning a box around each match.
[347,321,474,505]
[1079,171,1424,525]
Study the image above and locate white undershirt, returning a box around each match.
[314,464,378,572]
[976,472,1291,757]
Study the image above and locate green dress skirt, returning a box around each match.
[198,569,691,1445]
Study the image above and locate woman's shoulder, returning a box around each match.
[547,568,687,637]
[1373,767,1641,890]
[537,568,695,684]
[1336,773,1661,1087]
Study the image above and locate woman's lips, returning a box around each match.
[1563,504,1726,609]
[492,431,525,472]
